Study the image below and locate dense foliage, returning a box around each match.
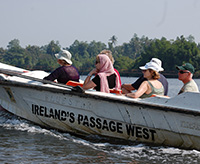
[1,34,200,77]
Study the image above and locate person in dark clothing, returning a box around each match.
[121,58,168,96]
[43,50,80,84]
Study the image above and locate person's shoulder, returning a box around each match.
[141,80,149,85]
[64,65,78,70]
[191,79,197,83]
[114,68,119,73]
[58,66,65,69]
[159,73,166,78]
[188,79,198,85]
[159,73,168,82]
[53,66,63,71]
[71,65,79,70]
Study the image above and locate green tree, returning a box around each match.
[115,56,134,72]
[0,48,6,62]
[46,40,61,55]
[137,37,171,70]
[109,35,118,51]
[7,39,21,50]
[186,35,195,43]
[7,39,24,54]
[87,41,107,57]
[25,45,43,69]
[109,35,118,46]
[1,36,200,77]
[172,36,200,72]
[68,40,89,57]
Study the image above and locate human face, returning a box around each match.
[142,69,152,79]
[178,70,190,81]
[57,59,65,66]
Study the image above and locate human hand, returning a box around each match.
[89,68,98,75]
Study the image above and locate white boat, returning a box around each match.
[0,63,200,150]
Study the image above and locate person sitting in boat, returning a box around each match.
[125,60,164,98]
[82,54,121,93]
[99,49,122,86]
[121,58,168,96]
[43,50,80,84]
[176,63,199,94]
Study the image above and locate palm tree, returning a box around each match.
[109,35,118,46]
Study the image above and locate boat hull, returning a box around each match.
[0,81,200,150]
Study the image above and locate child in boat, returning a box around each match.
[83,54,120,93]
[126,60,164,98]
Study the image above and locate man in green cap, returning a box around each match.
[176,63,199,94]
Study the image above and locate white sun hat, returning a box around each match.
[139,58,164,72]
[55,50,72,65]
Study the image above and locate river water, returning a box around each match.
[0,77,200,164]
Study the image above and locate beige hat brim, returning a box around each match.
[139,66,148,70]
[55,53,72,65]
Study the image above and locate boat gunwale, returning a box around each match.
[1,80,200,116]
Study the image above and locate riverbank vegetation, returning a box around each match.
[1,34,200,78]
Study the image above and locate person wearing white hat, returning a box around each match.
[43,50,80,84]
[139,58,164,72]
[122,58,168,97]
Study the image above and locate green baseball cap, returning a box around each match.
[176,63,195,74]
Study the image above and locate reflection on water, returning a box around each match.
[1,77,200,163]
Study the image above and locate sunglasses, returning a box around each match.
[179,70,189,74]
[142,70,147,72]
[142,69,150,72]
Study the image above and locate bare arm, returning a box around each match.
[83,69,97,90]
[126,81,148,98]
[121,84,135,94]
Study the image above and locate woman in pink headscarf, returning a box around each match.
[83,54,121,93]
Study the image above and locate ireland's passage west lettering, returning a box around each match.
[31,104,156,141]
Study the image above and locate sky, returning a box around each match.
[1,0,200,49]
